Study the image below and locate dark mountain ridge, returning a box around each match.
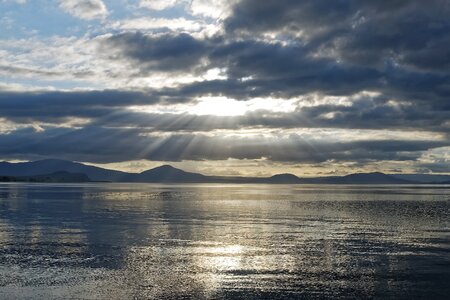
[0,159,441,184]
[391,173,450,183]
[0,171,90,183]
[123,165,208,183]
[0,159,127,182]
[304,172,413,184]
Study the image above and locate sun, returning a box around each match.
[188,96,298,117]
[189,96,249,117]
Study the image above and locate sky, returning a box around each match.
[0,0,449,176]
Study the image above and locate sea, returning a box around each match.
[0,183,449,299]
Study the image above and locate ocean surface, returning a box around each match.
[0,183,449,299]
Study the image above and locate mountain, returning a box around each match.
[0,159,432,184]
[0,159,127,182]
[391,174,450,183]
[126,165,208,183]
[263,173,303,184]
[336,172,413,184]
[0,159,304,184]
[304,172,413,184]
[0,171,90,183]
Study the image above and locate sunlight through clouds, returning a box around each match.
[0,0,448,175]
[188,97,298,116]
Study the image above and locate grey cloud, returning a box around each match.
[101,33,384,97]
[417,162,450,173]
[89,101,449,133]
[101,32,210,72]
[225,0,450,72]
[95,1,450,109]
[209,40,382,96]
[0,126,446,164]
[59,0,108,20]
[0,90,179,123]
[99,30,450,110]
[0,64,94,80]
[1,90,448,134]
[0,65,61,77]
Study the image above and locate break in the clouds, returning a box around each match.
[0,0,448,175]
[139,0,178,11]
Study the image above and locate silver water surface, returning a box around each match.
[0,183,449,299]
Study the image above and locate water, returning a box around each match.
[0,183,449,299]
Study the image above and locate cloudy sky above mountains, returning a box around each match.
[0,0,449,176]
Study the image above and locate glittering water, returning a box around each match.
[0,183,449,299]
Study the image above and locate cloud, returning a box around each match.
[101,32,210,72]
[189,0,235,19]
[0,64,93,79]
[0,88,448,134]
[0,90,168,124]
[59,0,108,20]
[98,30,450,110]
[0,126,446,164]
[109,17,205,32]
[86,100,449,134]
[207,40,382,97]
[416,147,450,173]
[138,0,234,19]
[139,0,178,10]
[225,0,450,72]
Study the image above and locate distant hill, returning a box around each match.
[307,172,414,184]
[0,159,440,184]
[391,174,450,183]
[0,159,303,184]
[0,171,91,183]
[0,159,127,182]
[125,165,208,183]
[263,173,303,184]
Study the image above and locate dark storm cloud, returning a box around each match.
[101,34,384,98]
[102,32,210,72]
[293,98,450,132]
[225,0,450,71]
[0,89,182,123]
[94,0,450,109]
[1,90,448,134]
[99,32,450,110]
[0,127,446,163]
[208,40,382,97]
[88,99,449,133]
